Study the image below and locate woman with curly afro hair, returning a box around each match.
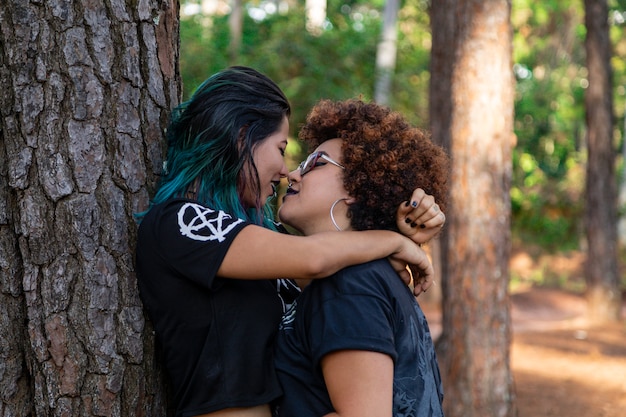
[274,98,449,417]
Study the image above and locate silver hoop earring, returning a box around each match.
[330,198,349,231]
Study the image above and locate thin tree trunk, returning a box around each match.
[619,102,626,245]
[374,0,399,106]
[229,0,243,64]
[430,1,516,416]
[583,0,621,323]
[0,1,180,415]
[305,0,327,35]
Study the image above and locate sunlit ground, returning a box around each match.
[420,250,626,417]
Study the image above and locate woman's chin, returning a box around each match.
[277,205,296,227]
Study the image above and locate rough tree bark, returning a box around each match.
[430,1,516,416]
[583,0,621,323]
[0,1,180,415]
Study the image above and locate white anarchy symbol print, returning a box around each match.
[178,202,244,242]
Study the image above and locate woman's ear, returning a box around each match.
[344,197,357,205]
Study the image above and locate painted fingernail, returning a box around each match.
[411,201,418,208]
[420,224,426,229]
[405,218,412,224]
[410,222,418,228]
[405,201,410,207]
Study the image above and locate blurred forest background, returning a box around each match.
[179,0,626,292]
[1,1,624,416]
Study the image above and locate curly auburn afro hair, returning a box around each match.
[298,98,450,233]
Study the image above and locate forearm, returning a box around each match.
[304,230,409,278]
[218,226,411,280]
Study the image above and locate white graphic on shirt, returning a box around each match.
[178,202,244,242]
[276,278,301,313]
[279,300,297,330]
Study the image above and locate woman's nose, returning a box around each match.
[287,168,301,185]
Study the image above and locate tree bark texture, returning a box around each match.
[430,1,516,416]
[0,1,180,415]
[583,0,621,323]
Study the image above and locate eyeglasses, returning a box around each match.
[298,151,345,176]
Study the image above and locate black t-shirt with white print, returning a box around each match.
[273,259,444,417]
[136,198,300,417]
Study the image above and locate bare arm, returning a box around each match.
[217,225,433,281]
[321,350,394,417]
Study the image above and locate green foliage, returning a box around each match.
[179,0,431,142]
[179,0,626,255]
[510,149,584,251]
[247,5,381,130]
[179,13,230,99]
[511,0,587,251]
[510,0,626,253]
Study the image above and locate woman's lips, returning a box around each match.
[282,187,298,202]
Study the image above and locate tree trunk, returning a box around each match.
[305,0,327,35]
[583,0,621,323]
[0,1,180,415]
[617,110,626,245]
[374,0,399,106]
[430,1,516,416]
[229,0,243,64]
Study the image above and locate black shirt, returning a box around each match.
[136,199,299,416]
[273,259,444,417]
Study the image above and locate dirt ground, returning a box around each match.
[509,288,626,417]
[420,251,626,417]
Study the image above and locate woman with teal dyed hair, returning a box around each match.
[135,66,445,417]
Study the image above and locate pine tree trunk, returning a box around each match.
[228,0,243,64]
[430,1,516,416]
[583,0,621,323]
[618,104,626,245]
[0,1,181,415]
[305,0,327,35]
[374,0,399,106]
